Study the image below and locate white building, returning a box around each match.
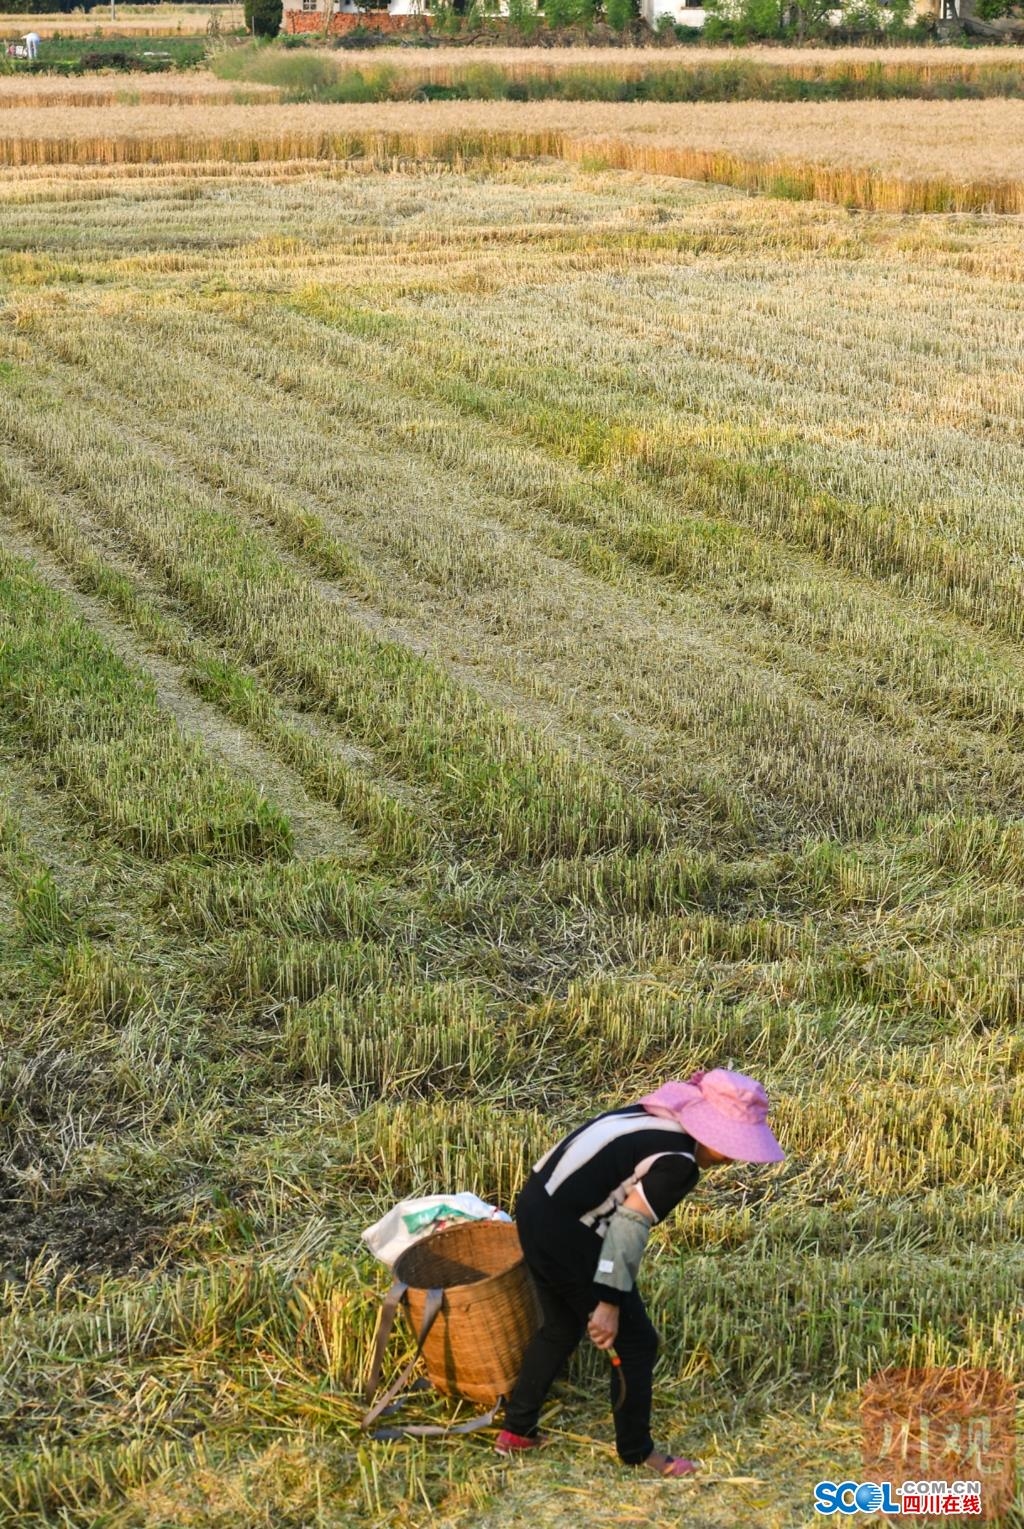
[639,0,705,26]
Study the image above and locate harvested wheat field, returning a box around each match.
[0,74,279,110]
[1,96,1024,210]
[0,3,244,34]
[0,105,1022,1529]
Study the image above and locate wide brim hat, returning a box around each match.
[641,1069,784,1164]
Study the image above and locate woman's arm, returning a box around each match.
[587,1188,658,1349]
[588,1156,701,1347]
[588,1189,656,1348]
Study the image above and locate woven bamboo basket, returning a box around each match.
[394,1220,539,1404]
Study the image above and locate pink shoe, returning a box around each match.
[495,1429,543,1456]
[642,1452,699,1477]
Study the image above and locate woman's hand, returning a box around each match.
[587,1302,620,1351]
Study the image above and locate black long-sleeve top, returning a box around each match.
[530,1103,700,1305]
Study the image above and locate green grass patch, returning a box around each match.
[0,553,292,860]
[21,34,208,74]
[210,44,1024,104]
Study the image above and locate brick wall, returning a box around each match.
[282,9,434,32]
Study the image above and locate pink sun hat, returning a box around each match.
[640,1070,784,1164]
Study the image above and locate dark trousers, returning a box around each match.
[503,1179,659,1465]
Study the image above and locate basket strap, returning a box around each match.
[368,1396,504,1442]
[361,1285,444,1431]
[363,1280,409,1407]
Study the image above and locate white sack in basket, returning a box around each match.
[362,1194,512,1270]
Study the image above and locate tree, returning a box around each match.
[786,0,834,41]
[543,0,593,25]
[506,0,540,34]
[703,0,787,40]
[244,0,283,37]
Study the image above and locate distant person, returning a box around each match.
[495,1070,784,1478]
[23,31,40,59]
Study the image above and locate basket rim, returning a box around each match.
[395,1219,523,1293]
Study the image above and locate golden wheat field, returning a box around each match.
[1,95,1024,210]
[0,85,1022,1529]
[0,3,244,35]
[206,41,1024,104]
[7,49,1020,110]
[0,67,972,110]
[0,74,279,109]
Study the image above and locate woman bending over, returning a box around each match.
[496,1069,784,1478]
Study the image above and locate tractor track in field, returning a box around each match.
[0,434,448,845]
[0,517,360,865]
